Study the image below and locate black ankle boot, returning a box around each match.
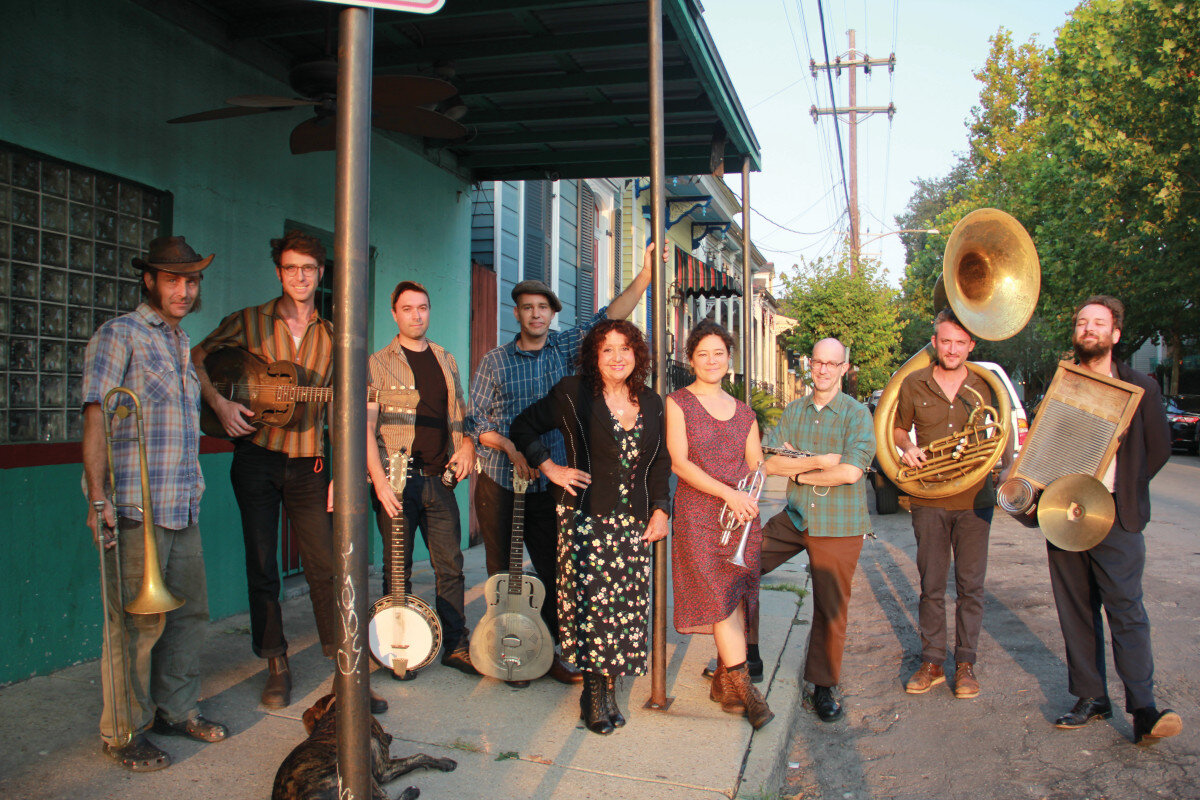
[579,673,614,735]
[603,675,625,728]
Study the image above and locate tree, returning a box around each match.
[777,254,903,397]
[1032,0,1200,392]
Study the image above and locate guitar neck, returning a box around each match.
[507,491,526,595]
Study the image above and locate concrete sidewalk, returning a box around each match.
[0,477,811,800]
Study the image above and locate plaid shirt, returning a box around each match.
[468,307,607,491]
[198,298,334,457]
[82,303,205,529]
[368,337,468,466]
[765,391,873,537]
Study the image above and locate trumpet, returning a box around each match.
[718,464,765,545]
[92,387,184,746]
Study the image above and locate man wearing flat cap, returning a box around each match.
[82,236,228,772]
[467,244,661,686]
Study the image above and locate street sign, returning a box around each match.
[307,0,444,13]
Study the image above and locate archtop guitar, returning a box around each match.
[200,347,416,438]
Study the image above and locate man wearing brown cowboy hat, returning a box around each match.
[191,230,386,713]
[82,236,228,772]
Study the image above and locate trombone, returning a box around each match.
[93,387,184,745]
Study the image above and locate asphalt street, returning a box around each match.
[776,452,1200,800]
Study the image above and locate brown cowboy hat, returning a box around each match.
[131,236,214,275]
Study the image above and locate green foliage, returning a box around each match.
[776,255,903,397]
[894,5,1200,393]
[722,379,783,431]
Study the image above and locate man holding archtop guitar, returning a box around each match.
[365,280,478,679]
[192,230,392,713]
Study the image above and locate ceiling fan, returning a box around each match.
[167,57,467,154]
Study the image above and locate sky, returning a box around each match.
[700,0,1081,286]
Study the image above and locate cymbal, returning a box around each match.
[1038,474,1115,552]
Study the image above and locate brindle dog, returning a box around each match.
[272,694,457,800]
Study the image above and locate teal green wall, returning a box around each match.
[0,0,472,684]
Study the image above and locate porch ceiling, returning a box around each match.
[137,0,760,181]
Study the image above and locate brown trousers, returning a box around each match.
[760,511,864,687]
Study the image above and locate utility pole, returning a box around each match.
[811,30,895,273]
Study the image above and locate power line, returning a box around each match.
[814,0,853,245]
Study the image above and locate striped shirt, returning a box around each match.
[368,337,468,467]
[199,298,334,457]
[765,391,874,538]
[467,307,607,491]
[82,303,205,529]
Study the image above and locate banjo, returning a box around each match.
[469,470,554,682]
[367,449,442,679]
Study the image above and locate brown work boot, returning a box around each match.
[710,658,746,713]
[725,663,774,730]
[261,655,292,708]
[904,661,945,695]
[954,662,980,699]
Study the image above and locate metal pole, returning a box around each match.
[333,8,372,799]
[645,0,671,712]
[741,158,752,405]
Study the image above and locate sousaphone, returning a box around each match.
[873,208,1040,498]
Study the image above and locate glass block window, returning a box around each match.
[0,144,171,443]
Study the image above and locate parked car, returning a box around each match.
[1165,395,1200,454]
[869,362,1028,515]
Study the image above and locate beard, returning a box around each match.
[934,352,962,371]
[1073,334,1112,362]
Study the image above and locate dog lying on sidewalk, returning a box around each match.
[272,694,457,800]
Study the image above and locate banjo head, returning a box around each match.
[367,595,442,672]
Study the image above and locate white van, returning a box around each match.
[974,361,1028,453]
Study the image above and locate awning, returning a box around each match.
[149,0,761,181]
[675,247,740,298]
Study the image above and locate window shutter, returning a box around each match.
[612,206,622,298]
[523,180,549,283]
[577,183,595,317]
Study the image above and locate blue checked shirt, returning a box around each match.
[468,307,607,491]
[764,391,874,537]
[82,303,205,529]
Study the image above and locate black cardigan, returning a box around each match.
[510,375,672,523]
[1112,360,1171,532]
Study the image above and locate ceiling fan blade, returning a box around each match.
[227,95,318,109]
[167,106,279,124]
[290,118,336,155]
[372,106,467,140]
[372,75,457,112]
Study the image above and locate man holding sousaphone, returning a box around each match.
[82,236,227,772]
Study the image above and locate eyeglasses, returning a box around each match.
[280,264,320,276]
[811,359,846,371]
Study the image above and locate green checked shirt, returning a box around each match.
[764,391,874,538]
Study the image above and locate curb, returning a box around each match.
[736,555,813,799]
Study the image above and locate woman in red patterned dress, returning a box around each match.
[665,319,773,729]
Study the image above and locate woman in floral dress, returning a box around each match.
[510,320,671,735]
[665,319,773,729]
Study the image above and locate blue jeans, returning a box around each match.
[375,472,468,651]
[100,520,209,744]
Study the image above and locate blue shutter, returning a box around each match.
[578,183,595,318]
